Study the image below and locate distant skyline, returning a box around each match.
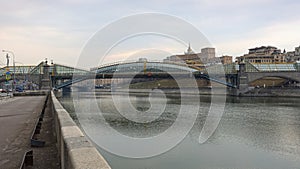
[1,0,300,67]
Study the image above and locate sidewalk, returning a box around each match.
[0,96,45,168]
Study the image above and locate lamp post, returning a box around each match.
[2,50,15,93]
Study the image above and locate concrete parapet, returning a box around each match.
[50,91,111,169]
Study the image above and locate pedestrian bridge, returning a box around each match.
[0,65,36,82]
[223,62,300,83]
[92,61,198,74]
[0,61,91,89]
[1,60,300,91]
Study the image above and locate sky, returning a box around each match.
[1,0,300,67]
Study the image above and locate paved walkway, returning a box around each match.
[0,96,45,169]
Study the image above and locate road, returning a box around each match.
[0,96,45,169]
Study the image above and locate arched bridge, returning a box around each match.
[93,61,197,76]
[48,61,300,90]
[89,61,235,87]
[2,60,299,92]
[56,61,235,89]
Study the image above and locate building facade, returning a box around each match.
[295,46,300,56]
[163,45,217,64]
[201,47,216,63]
[220,55,233,64]
[286,46,300,62]
[237,46,286,64]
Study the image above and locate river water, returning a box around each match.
[59,91,300,169]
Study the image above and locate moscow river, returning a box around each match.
[59,91,300,169]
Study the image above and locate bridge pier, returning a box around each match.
[41,62,51,90]
[226,75,237,87]
[237,62,249,95]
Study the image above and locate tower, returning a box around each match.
[41,59,51,90]
[185,43,194,55]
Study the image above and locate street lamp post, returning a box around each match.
[2,50,15,93]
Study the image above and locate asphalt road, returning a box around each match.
[0,96,45,169]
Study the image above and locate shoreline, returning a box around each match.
[66,87,300,98]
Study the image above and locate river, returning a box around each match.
[59,91,300,169]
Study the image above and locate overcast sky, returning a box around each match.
[1,0,300,67]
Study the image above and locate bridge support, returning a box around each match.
[237,62,249,95]
[41,62,51,90]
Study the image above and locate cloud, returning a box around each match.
[0,25,88,65]
[214,19,300,58]
[0,0,300,67]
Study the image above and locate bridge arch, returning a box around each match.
[55,61,236,89]
[95,61,199,74]
[247,72,300,84]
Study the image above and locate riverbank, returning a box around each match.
[92,87,300,98]
[242,87,300,97]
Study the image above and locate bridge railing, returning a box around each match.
[90,60,138,71]
[251,63,297,72]
[221,62,300,73]
[91,60,191,71]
